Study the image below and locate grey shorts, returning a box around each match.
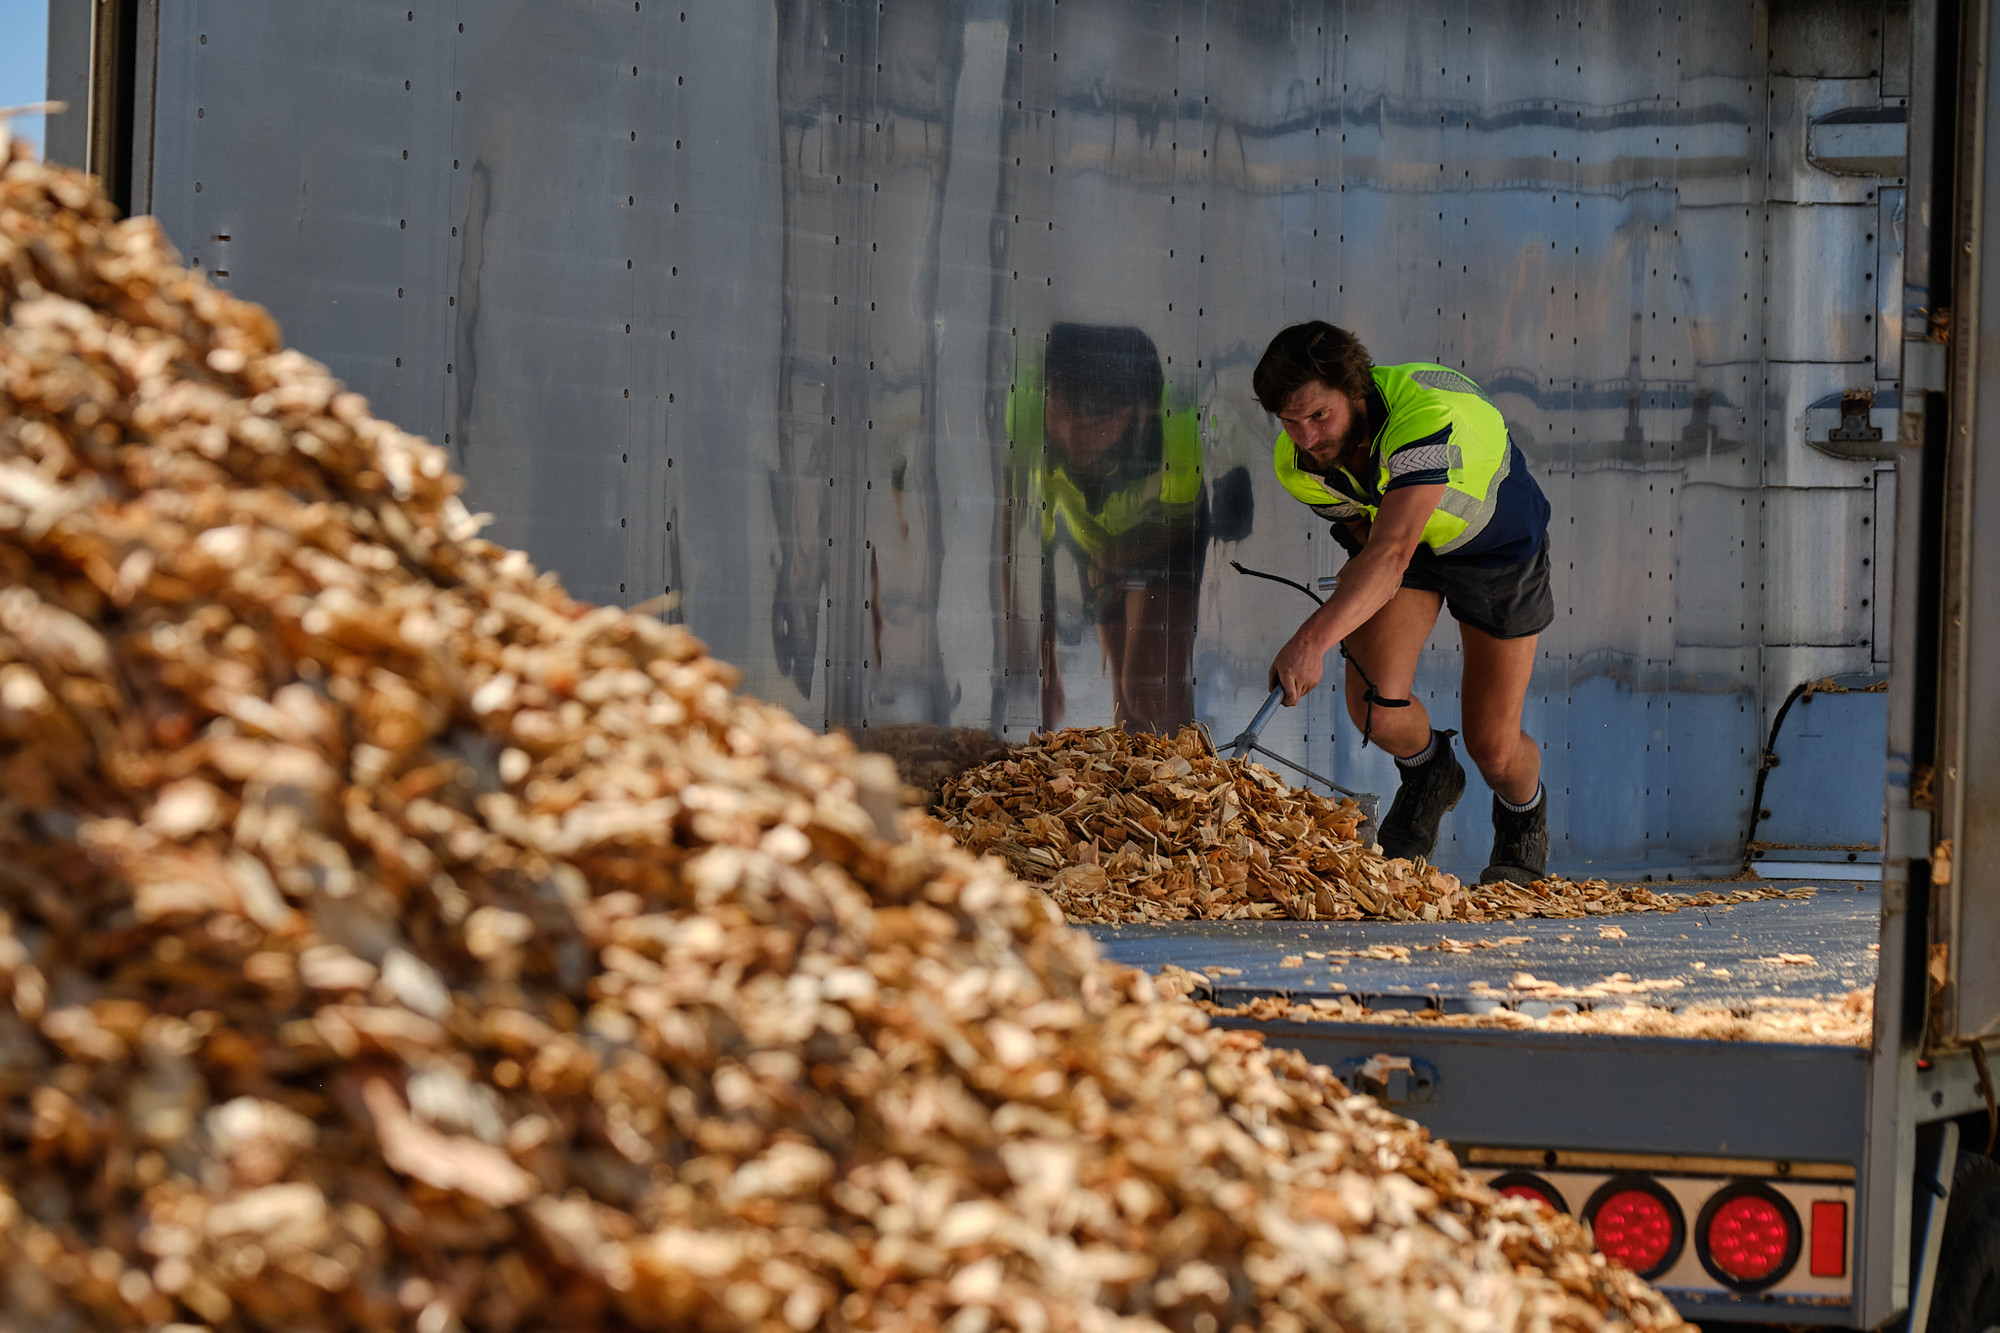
[1400,538,1554,641]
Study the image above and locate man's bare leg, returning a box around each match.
[1343,586,1464,859]
[1114,584,1198,733]
[1458,624,1540,805]
[1041,620,1066,730]
[1339,586,1442,756]
[1097,610,1127,727]
[1460,623,1547,884]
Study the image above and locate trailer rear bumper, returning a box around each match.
[1218,1019,1868,1162]
[1224,1020,1868,1319]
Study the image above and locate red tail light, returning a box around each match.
[1489,1171,1568,1216]
[1810,1199,1848,1277]
[1697,1183,1802,1290]
[1584,1177,1685,1279]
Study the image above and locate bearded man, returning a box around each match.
[1254,321,1553,885]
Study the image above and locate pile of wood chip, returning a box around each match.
[1186,989,1873,1047]
[938,728,1807,925]
[0,150,1687,1331]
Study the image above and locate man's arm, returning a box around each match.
[1268,481,1444,704]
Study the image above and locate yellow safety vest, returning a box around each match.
[1273,363,1513,555]
[1008,368,1203,559]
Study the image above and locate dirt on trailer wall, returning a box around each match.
[0,149,1692,1332]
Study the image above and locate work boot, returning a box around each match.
[1481,791,1550,886]
[1376,730,1465,862]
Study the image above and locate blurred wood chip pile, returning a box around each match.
[0,149,1692,1333]
[1176,984,1873,1047]
[937,728,1808,926]
[852,723,1009,805]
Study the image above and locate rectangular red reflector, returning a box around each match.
[1811,1200,1848,1277]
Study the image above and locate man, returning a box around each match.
[1253,321,1553,885]
[1007,323,1206,733]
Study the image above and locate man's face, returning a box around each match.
[1277,380,1368,469]
[1045,393,1135,468]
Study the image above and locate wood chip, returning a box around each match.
[940,726,1815,927]
[0,146,1689,1333]
[1205,989,1873,1047]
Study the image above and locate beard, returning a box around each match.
[1298,407,1373,473]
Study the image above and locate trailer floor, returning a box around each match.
[1086,880,1879,1014]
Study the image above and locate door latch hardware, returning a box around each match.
[1829,390,1885,445]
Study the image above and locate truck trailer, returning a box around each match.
[43,0,2000,1325]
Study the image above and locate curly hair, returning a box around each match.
[1251,321,1374,414]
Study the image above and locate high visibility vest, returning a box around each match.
[1273,363,1513,555]
[1008,368,1203,559]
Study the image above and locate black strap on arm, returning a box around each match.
[1229,559,1410,749]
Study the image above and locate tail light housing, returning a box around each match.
[1696,1182,1802,1290]
[1584,1175,1685,1279]
[1489,1171,1568,1216]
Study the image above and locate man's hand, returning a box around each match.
[1269,628,1328,705]
[1265,482,1445,707]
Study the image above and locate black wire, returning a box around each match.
[1742,679,1814,874]
[1741,677,1882,870]
[1229,559,1410,749]
[1228,559,1322,606]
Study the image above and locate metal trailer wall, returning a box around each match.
[133,0,1905,880]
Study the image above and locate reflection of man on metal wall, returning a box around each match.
[1255,322,1554,886]
[1008,324,1206,733]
